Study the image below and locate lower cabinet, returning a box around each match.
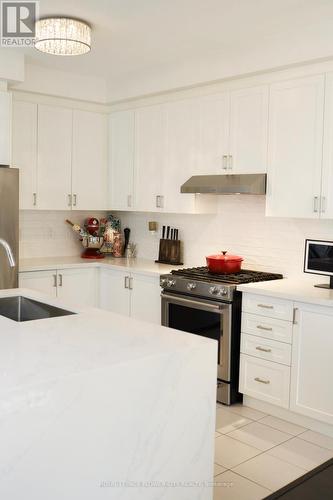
[19,268,98,307]
[99,268,161,324]
[290,302,333,425]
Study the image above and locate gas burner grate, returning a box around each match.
[171,266,283,284]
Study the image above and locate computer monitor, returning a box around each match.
[304,239,333,289]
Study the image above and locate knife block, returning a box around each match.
[155,239,183,265]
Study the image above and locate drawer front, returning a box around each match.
[242,312,292,344]
[241,333,292,365]
[242,293,294,321]
[239,354,290,408]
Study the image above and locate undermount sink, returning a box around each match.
[0,296,76,322]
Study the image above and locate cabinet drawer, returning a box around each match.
[239,354,290,408]
[241,312,292,343]
[242,293,294,321]
[241,333,291,366]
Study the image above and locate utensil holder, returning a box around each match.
[155,239,183,265]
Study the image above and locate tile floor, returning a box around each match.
[214,403,333,500]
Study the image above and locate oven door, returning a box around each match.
[161,292,232,382]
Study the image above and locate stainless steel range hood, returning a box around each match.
[181,173,267,195]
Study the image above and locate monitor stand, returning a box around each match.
[314,276,333,289]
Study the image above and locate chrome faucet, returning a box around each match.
[0,238,16,268]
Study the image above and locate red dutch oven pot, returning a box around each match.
[206,250,243,274]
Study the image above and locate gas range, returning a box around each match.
[160,267,283,302]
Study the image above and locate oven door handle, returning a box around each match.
[161,293,225,312]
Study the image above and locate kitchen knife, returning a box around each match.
[175,229,178,240]
[162,225,166,239]
[124,227,130,252]
[170,228,174,240]
[166,226,170,239]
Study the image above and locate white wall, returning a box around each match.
[115,196,333,279]
[19,211,106,259]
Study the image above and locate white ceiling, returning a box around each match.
[17,0,333,101]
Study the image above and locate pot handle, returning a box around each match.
[221,251,227,255]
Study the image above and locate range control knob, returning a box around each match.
[187,282,197,291]
[209,286,219,295]
[160,278,168,288]
[167,279,176,288]
[219,287,228,296]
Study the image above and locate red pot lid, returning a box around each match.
[206,251,243,262]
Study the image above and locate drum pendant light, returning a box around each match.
[35,17,91,56]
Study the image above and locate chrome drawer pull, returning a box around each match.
[257,303,274,309]
[257,325,273,331]
[254,377,270,385]
[256,346,272,353]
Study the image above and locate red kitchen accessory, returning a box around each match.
[85,217,99,236]
[206,251,243,274]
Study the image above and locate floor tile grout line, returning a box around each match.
[222,427,295,451]
[237,418,307,437]
[214,469,274,494]
[295,434,333,453]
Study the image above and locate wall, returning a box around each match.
[19,211,106,260]
[115,196,333,279]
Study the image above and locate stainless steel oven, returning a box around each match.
[161,291,239,405]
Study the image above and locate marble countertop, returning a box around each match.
[0,287,214,394]
[237,277,333,307]
[19,256,178,276]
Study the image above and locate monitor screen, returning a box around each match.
[304,240,333,276]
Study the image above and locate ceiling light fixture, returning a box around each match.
[35,17,91,56]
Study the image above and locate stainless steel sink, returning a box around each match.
[0,296,76,322]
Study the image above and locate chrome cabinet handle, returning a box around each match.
[73,194,77,207]
[313,196,319,213]
[156,195,163,208]
[254,377,270,385]
[127,195,132,208]
[256,346,272,353]
[68,194,72,207]
[129,277,133,290]
[228,155,233,170]
[33,193,37,206]
[53,274,57,287]
[257,325,273,331]
[124,276,130,289]
[321,196,326,213]
[257,303,274,309]
[222,155,228,170]
[58,274,63,287]
[293,307,298,325]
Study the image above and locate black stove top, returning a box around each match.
[170,266,283,284]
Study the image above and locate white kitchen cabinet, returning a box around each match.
[130,273,161,324]
[99,268,160,324]
[290,302,333,425]
[320,72,333,219]
[19,270,57,297]
[12,101,38,209]
[72,110,108,211]
[37,104,73,210]
[134,104,166,211]
[228,86,268,174]
[19,268,97,307]
[266,75,325,218]
[0,91,11,166]
[109,110,135,210]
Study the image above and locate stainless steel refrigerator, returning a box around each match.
[0,167,19,289]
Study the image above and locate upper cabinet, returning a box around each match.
[0,91,11,166]
[12,101,108,211]
[109,110,135,210]
[266,75,325,218]
[72,110,108,211]
[37,104,73,210]
[321,72,333,219]
[12,101,37,209]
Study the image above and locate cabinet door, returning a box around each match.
[266,75,325,218]
[321,72,333,218]
[229,86,268,174]
[130,273,161,324]
[164,98,200,213]
[134,105,166,211]
[72,110,108,211]
[37,105,72,210]
[109,110,134,210]
[19,270,57,297]
[12,101,38,209]
[0,91,11,166]
[99,268,130,316]
[197,93,230,174]
[290,303,333,425]
[56,268,97,307]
